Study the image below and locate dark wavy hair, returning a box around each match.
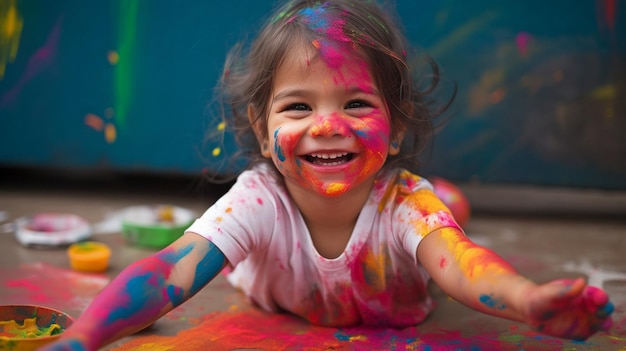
[206,0,454,182]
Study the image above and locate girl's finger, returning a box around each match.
[600,316,614,331]
[583,286,609,306]
[597,301,614,318]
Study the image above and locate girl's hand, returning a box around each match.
[526,278,614,340]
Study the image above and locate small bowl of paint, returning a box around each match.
[0,304,74,351]
[67,241,111,273]
[15,213,91,247]
[121,205,195,249]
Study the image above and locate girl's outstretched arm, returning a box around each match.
[417,227,614,341]
[39,232,226,351]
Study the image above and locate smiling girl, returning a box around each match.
[40,1,613,349]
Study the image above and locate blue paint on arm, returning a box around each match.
[107,272,165,322]
[104,241,225,324]
[163,243,194,263]
[167,284,185,306]
[189,240,226,295]
[479,294,506,310]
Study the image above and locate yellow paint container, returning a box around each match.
[67,241,111,273]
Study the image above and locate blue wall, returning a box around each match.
[1,0,624,189]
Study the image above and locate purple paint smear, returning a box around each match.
[1,16,63,107]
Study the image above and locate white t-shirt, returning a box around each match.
[186,163,461,328]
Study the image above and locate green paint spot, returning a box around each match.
[115,0,140,130]
[499,334,523,344]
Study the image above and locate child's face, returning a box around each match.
[259,45,399,197]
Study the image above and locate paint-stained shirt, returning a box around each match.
[186,163,461,328]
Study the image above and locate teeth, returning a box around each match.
[310,152,348,160]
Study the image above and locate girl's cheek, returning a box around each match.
[350,115,390,148]
[272,129,287,163]
[272,128,301,166]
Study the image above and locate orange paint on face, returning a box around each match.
[310,117,349,137]
[439,228,515,281]
[267,43,391,198]
[324,182,347,196]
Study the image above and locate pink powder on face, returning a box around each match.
[296,6,354,70]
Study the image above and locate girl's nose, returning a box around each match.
[310,113,349,137]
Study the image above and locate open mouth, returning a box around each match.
[304,152,354,166]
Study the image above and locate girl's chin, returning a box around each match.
[283,177,352,197]
[320,182,350,197]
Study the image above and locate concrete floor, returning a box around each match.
[1,169,625,350]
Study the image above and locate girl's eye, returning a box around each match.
[285,103,311,111]
[345,100,369,109]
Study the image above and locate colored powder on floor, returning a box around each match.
[109,307,561,351]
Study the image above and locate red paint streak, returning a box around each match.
[439,256,447,269]
[603,0,617,31]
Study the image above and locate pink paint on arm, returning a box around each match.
[62,245,195,349]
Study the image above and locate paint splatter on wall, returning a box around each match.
[0,1,624,187]
[0,0,23,79]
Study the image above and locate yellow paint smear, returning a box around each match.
[325,182,347,196]
[105,123,117,143]
[360,246,387,291]
[440,228,514,281]
[0,318,61,338]
[124,343,174,351]
[0,0,24,78]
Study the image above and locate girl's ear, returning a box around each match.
[248,104,271,158]
[389,131,405,156]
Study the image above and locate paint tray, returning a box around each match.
[121,205,195,249]
[15,213,91,247]
[0,304,74,351]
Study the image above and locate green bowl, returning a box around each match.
[121,205,195,249]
